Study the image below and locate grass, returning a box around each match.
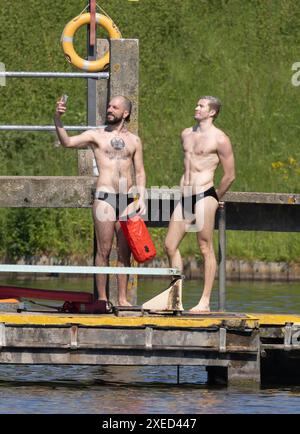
[0,0,299,262]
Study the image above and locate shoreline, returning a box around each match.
[0,256,299,281]
[148,257,300,281]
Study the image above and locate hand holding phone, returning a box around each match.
[55,94,68,118]
[61,94,68,104]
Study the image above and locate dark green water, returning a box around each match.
[0,276,300,414]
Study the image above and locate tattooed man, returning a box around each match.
[55,95,146,306]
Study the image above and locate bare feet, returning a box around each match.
[189,302,210,314]
[118,299,132,307]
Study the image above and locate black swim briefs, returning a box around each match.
[93,191,135,220]
[180,186,219,218]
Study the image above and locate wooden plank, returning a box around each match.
[0,312,259,328]
[1,325,259,352]
[0,349,239,366]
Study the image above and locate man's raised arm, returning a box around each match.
[54,97,95,149]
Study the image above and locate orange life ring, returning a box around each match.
[61,13,122,72]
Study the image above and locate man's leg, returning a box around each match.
[190,197,219,312]
[92,200,116,301]
[115,221,132,306]
[164,203,189,272]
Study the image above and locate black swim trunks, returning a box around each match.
[93,191,135,220]
[180,186,219,219]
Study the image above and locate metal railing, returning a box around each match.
[0,71,109,79]
[0,71,108,132]
[0,125,104,131]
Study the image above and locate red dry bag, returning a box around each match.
[120,215,156,263]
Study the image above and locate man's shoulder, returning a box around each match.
[93,127,106,135]
[88,127,105,139]
[127,130,140,139]
[127,131,142,145]
[87,127,106,144]
[181,127,193,136]
[213,127,231,148]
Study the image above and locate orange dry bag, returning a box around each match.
[120,215,156,263]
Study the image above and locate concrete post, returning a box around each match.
[107,39,139,305]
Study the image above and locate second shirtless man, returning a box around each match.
[165,96,235,312]
[55,95,146,306]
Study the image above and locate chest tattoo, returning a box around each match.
[111,137,125,150]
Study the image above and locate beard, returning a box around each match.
[106,113,123,125]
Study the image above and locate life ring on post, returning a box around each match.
[61,13,122,72]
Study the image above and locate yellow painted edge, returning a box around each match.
[250,313,300,325]
[2,312,299,328]
[0,312,258,328]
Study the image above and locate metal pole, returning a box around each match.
[0,71,108,79]
[218,202,226,311]
[87,1,97,126]
[0,125,105,131]
[87,0,99,300]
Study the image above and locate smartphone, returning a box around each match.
[61,94,68,104]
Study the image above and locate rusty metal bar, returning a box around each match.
[89,0,96,46]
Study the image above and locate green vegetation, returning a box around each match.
[0,0,299,262]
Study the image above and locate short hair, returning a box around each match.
[120,96,132,122]
[200,95,221,119]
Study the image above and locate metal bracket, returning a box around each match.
[284,323,293,350]
[219,327,226,353]
[0,323,6,348]
[70,325,78,349]
[145,327,153,350]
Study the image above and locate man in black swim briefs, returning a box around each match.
[165,96,235,312]
[55,95,146,307]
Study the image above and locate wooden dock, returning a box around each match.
[0,308,299,385]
